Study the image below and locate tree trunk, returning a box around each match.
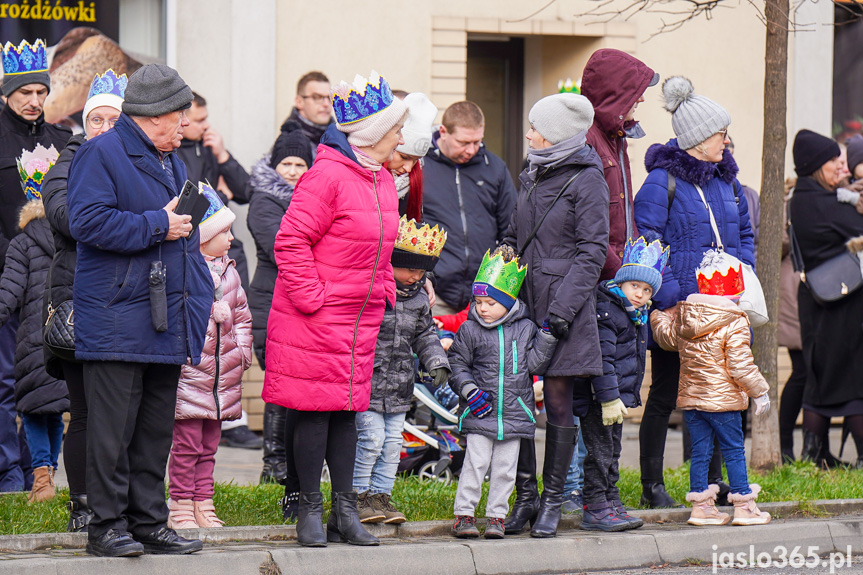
[751,0,790,471]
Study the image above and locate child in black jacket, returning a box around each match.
[574,237,668,532]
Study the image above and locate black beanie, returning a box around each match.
[391,248,439,271]
[793,129,840,177]
[270,121,314,170]
[846,135,863,176]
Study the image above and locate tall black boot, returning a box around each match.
[260,403,288,484]
[801,430,823,466]
[326,492,379,546]
[530,423,577,538]
[67,493,94,532]
[296,492,326,547]
[639,457,681,508]
[504,437,539,534]
[817,428,847,469]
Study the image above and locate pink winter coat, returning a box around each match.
[263,144,398,412]
[175,256,253,420]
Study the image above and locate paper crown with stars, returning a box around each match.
[391,216,447,271]
[17,143,58,201]
[614,236,670,295]
[696,249,745,299]
[330,70,396,125]
[473,246,527,310]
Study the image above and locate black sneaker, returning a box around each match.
[134,526,203,555]
[484,517,505,539]
[220,425,263,449]
[86,529,144,557]
[452,515,480,538]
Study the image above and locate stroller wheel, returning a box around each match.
[418,461,453,485]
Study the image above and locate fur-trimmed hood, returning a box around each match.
[645,138,739,187]
[848,235,863,254]
[18,198,45,229]
[249,156,295,202]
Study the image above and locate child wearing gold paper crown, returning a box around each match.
[353,216,451,525]
[448,245,558,539]
[651,250,771,527]
[167,184,253,529]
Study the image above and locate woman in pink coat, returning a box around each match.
[264,71,407,548]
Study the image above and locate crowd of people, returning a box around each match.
[0,35,861,556]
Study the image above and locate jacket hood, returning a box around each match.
[678,294,746,339]
[644,138,739,187]
[18,198,45,229]
[250,156,295,201]
[320,123,359,164]
[581,50,655,136]
[428,130,491,168]
[20,199,54,255]
[468,298,529,328]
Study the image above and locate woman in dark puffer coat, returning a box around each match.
[246,122,312,513]
[0,198,68,504]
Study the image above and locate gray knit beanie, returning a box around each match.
[122,64,193,117]
[529,93,594,144]
[662,76,730,150]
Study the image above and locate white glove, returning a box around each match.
[601,399,628,426]
[753,394,771,416]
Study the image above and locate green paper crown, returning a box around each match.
[474,250,527,299]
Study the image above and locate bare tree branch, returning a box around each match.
[506,0,560,23]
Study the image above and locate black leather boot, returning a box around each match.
[280,490,300,522]
[504,437,539,534]
[639,457,682,508]
[67,493,94,532]
[530,423,577,538]
[260,403,288,484]
[801,430,823,465]
[326,492,379,546]
[296,492,326,547]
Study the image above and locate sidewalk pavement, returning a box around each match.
[2,503,863,574]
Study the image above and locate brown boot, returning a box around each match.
[373,493,406,524]
[28,466,55,503]
[193,499,224,528]
[685,485,730,526]
[729,484,771,526]
[356,491,385,523]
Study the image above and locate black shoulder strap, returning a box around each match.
[517,168,585,259]
[667,172,676,208]
[786,199,805,273]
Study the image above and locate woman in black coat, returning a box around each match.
[789,129,863,466]
[502,93,609,538]
[247,122,312,510]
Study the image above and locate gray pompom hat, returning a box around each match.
[122,64,193,117]
[662,76,730,150]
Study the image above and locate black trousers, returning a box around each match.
[84,361,180,538]
[61,360,87,495]
[582,401,622,508]
[293,409,357,493]
[639,348,680,467]
[779,349,806,452]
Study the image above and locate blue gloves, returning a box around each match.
[465,388,492,418]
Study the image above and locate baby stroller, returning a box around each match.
[399,377,465,485]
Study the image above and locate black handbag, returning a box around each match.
[44,300,76,361]
[788,208,863,305]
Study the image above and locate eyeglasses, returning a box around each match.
[716,129,729,140]
[87,116,118,129]
[301,94,330,104]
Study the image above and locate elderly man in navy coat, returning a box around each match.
[68,64,212,558]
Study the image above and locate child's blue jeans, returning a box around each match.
[353,410,406,494]
[684,410,751,495]
[21,413,63,469]
[564,416,586,496]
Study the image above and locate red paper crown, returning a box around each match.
[697,264,744,297]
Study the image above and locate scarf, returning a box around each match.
[206,256,225,300]
[606,280,647,326]
[396,275,426,300]
[393,172,411,199]
[351,145,382,172]
[526,130,587,181]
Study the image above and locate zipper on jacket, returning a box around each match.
[349,172,384,411]
[455,168,471,288]
[497,325,505,441]
[458,408,469,432]
[619,144,633,241]
[512,341,518,375]
[517,397,536,424]
[213,323,221,420]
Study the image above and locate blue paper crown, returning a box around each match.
[87,69,128,100]
[2,39,48,76]
[620,236,670,275]
[199,182,226,224]
[331,71,395,125]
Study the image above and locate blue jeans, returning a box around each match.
[21,413,64,470]
[353,410,406,494]
[684,410,751,495]
[564,415,586,496]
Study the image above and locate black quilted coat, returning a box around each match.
[0,199,67,414]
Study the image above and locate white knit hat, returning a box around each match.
[396,93,438,157]
[331,71,407,147]
[198,183,236,244]
[528,93,594,144]
[662,76,731,150]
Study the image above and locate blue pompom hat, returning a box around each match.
[614,236,670,296]
[83,69,127,122]
[2,39,50,97]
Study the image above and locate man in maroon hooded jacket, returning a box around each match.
[581,50,658,280]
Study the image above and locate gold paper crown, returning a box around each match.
[394,215,446,258]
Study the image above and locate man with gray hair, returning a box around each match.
[68,64,212,557]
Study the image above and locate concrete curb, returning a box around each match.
[2,517,863,575]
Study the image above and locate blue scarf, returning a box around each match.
[606,280,647,326]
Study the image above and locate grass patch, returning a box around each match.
[2,461,862,535]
